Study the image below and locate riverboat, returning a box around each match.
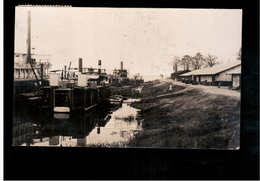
[108,95,123,105]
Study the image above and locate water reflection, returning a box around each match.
[86,100,142,146]
[13,98,142,147]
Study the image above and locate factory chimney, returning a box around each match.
[79,58,82,73]
[27,11,31,64]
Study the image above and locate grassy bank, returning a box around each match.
[129,80,240,149]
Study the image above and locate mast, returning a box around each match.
[27,10,40,86]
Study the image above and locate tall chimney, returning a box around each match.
[121,61,123,70]
[98,60,101,74]
[79,58,82,73]
[27,11,31,64]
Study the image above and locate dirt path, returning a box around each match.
[164,79,240,99]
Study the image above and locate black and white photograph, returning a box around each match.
[13,6,242,149]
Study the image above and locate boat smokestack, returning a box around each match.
[98,60,101,74]
[79,58,82,73]
[27,11,31,64]
[121,61,123,70]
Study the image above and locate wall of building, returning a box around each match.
[215,72,232,81]
[215,65,241,82]
[201,75,213,82]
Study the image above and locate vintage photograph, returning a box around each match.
[13,6,242,149]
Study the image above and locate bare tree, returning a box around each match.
[172,56,181,73]
[181,55,191,70]
[191,52,205,70]
[237,47,241,61]
[160,74,163,79]
[204,54,219,68]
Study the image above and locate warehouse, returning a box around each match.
[225,66,241,89]
[180,61,241,87]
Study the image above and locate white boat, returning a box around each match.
[108,95,123,105]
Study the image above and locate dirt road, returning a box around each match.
[168,79,240,99]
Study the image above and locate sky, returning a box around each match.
[15,7,242,77]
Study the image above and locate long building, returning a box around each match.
[180,61,241,88]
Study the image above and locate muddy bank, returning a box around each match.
[109,85,133,97]
[129,80,240,149]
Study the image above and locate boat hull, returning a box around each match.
[108,95,123,106]
[109,100,123,105]
[54,113,70,119]
[54,107,70,119]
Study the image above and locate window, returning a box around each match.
[15,55,19,57]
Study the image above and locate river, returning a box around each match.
[12,98,142,147]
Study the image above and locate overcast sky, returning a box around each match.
[15,7,242,76]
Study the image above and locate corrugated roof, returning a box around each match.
[181,61,241,76]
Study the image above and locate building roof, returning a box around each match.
[225,66,241,74]
[181,61,241,76]
[171,70,191,75]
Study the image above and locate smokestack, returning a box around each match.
[121,61,123,70]
[27,11,31,64]
[79,58,82,73]
[98,60,101,74]
[64,65,67,79]
[40,64,43,82]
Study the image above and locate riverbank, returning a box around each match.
[129,79,240,149]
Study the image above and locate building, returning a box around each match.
[180,61,241,87]
[225,66,241,89]
[171,70,191,81]
[14,53,52,79]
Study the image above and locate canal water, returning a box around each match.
[12,97,143,147]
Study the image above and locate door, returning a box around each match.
[232,75,240,88]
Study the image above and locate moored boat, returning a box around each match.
[108,95,123,105]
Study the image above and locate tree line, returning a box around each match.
[171,48,241,73]
[172,53,220,73]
